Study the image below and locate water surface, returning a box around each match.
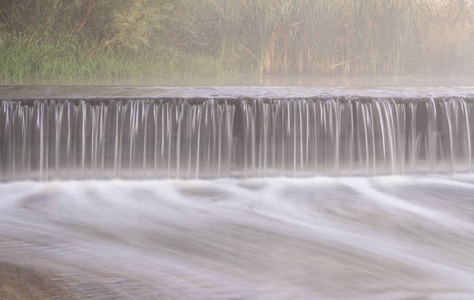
[1,84,474,299]
[1,176,474,299]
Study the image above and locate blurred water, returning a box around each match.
[1,176,474,299]
[2,89,474,180]
[1,85,474,299]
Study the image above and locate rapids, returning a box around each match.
[1,86,474,299]
[1,176,474,299]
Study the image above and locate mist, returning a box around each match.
[1,0,474,82]
[2,1,474,300]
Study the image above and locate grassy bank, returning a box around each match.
[1,0,473,80]
[0,30,224,80]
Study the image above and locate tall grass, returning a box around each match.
[208,0,474,75]
[417,0,474,74]
[1,0,474,79]
[214,0,456,75]
[0,28,224,80]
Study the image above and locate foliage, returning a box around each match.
[1,0,474,79]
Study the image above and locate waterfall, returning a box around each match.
[1,97,473,181]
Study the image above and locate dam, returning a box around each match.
[0,85,474,299]
[1,86,473,180]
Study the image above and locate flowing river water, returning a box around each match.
[1,86,474,299]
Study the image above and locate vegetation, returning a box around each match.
[1,0,473,80]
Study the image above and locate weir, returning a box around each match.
[1,89,473,181]
[2,87,474,299]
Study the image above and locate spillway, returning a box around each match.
[1,86,474,299]
[1,86,473,180]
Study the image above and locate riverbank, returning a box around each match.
[1,0,474,80]
[0,262,74,299]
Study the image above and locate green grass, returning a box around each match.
[1,0,474,80]
[0,30,224,80]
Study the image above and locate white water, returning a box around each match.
[1,176,474,299]
[1,86,474,298]
[1,96,473,180]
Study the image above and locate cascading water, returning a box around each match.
[1,95,473,180]
[1,86,474,299]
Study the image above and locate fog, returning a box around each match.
[1,0,474,80]
[2,1,474,299]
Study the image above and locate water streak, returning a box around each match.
[1,177,473,299]
[1,97,473,180]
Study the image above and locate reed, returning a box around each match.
[1,0,474,79]
[211,0,474,75]
[0,30,223,80]
[214,0,423,75]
